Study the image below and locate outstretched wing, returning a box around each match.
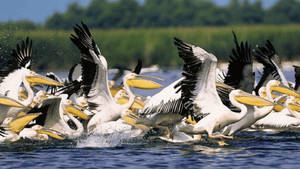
[70,22,112,109]
[174,37,209,118]
[0,37,33,83]
[70,22,99,96]
[224,31,254,93]
[140,78,183,116]
[10,37,32,69]
[254,40,288,88]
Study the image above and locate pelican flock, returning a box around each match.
[0,22,300,145]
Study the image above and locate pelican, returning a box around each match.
[122,76,186,139]
[0,113,41,143]
[0,94,25,108]
[87,71,162,133]
[70,22,162,133]
[27,95,89,138]
[285,96,300,119]
[0,38,63,123]
[250,80,300,132]
[252,102,300,132]
[171,38,274,138]
[127,33,253,137]
[214,33,283,136]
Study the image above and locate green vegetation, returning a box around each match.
[2,0,300,30]
[1,25,300,70]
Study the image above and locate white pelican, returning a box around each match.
[0,94,25,108]
[285,96,300,119]
[0,113,41,143]
[70,22,162,133]
[172,38,274,138]
[250,80,300,132]
[252,107,300,132]
[27,95,89,138]
[0,38,63,123]
[216,33,282,136]
[19,125,64,141]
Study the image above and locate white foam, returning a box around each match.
[77,132,131,148]
[76,120,143,148]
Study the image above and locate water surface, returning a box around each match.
[1,70,299,169]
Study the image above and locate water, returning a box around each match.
[1,70,300,169]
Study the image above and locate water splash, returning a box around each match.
[76,120,143,148]
[76,129,143,148]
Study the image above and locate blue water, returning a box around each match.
[1,70,300,169]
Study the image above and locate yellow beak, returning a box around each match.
[273,104,285,112]
[122,111,150,131]
[0,96,25,108]
[126,79,163,89]
[9,113,41,133]
[65,105,89,120]
[270,85,300,98]
[234,93,274,107]
[36,128,64,140]
[110,86,123,97]
[133,98,145,108]
[19,91,28,99]
[288,103,300,113]
[117,97,145,109]
[261,91,281,100]
[26,72,63,86]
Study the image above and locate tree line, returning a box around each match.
[1,0,300,30]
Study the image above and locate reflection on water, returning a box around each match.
[181,144,245,157]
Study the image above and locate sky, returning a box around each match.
[0,0,278,23]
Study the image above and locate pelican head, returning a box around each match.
[63,99,89,120]
[25,70,64,87]
[230,89,274,107]
[115,89,145,110]
[32,125,64,140]
[5,113,41,133]
[125,73,164,89]
[0,95,25,108]
[286,96,300,115]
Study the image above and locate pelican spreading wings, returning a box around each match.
[173,37,273,138]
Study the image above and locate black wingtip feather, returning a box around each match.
[9,37,33,70]
[224,32,253,92]
[294,65,300,91]
[173,37,204,117]
[254,40,281,86]
[70,22,101,57]
[133,59,142,74]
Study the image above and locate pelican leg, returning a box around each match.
[207,133,231,146]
